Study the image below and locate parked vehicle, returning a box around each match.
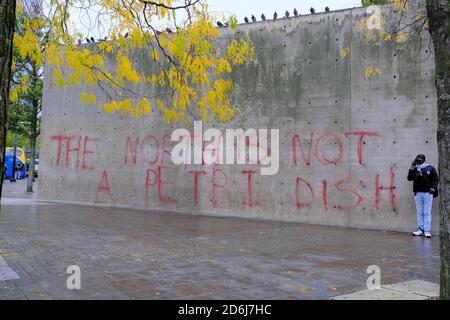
[4,155,27,180]
[6,147,26,165]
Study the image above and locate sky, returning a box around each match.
[64,0,364,40]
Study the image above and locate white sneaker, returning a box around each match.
[412,228,424,236]
[425,232,432,239]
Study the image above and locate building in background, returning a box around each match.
[20,0,43,16]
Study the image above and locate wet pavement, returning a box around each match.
[0,179,440,299]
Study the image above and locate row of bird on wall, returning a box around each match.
[235,6,331,27]
[79,7,331,44]
[80,27,180,44]
[80,30,153,44]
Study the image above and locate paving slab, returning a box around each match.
[331,280,439,300]
[384,280,439,298]
[331,287,427,300]
[0,257,7,267]
[0,267,21,281]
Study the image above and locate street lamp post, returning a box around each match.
[9,132,17,182]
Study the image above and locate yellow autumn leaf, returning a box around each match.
[10,89,19,102]
[0,252,15,257]
[340,47,350,58]
[396,31,406,43]
[374,67,382,77]
[151,48,159,61]
[52,69,65,86]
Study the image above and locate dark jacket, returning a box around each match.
[407,164,439,195]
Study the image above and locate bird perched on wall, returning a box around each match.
[104,36,108,41]
[124,32,129,38]
[251,14,257,22]
[285,10,290,18]
[310,7,316,14]
[273,11,278,20]
[293,8,299,16]
[244,16,249,23]
[166,27,174,34]
[90,36,95,43]
[217,21,224,27]
[77,39,82,45]
[85,37,91,43]
[261,14,266,21]
[325,6,330,12]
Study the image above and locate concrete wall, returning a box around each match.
[38,2,439,233]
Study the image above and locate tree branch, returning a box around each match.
[138,0,201,11]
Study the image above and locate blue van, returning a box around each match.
[4,155,27,180]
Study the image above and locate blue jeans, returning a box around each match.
[414,192,433,233]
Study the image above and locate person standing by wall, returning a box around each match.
[407,154,439,238]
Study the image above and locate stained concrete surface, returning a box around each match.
[38,0,439,233]
[0,179,439,299]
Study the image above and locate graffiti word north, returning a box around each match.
[171,121,280,176]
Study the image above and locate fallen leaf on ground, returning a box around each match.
[0,253,15,257]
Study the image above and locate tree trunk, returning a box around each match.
[426,0,450,300]
[26,135,36,193]
[26,99,38,193]
[0,0,16,204]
